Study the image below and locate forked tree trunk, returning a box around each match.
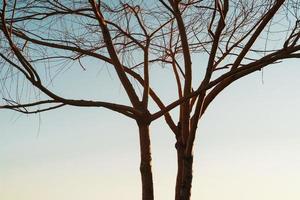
[138,122,154,200]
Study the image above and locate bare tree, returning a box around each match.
[0,1,162,200]
[1,1,300,200]
[150,1,300,200]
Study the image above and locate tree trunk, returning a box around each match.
[174,137,194,200]
[175,140,184,200]
[138,123,154,200]
[180,154,194,200]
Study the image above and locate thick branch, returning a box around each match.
[89,0,141,108]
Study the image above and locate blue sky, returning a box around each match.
[0,1,299,199]
[1,56,300,200]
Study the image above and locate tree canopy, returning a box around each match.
[1,1,299,200]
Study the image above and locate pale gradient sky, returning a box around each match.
[1,56,300,200]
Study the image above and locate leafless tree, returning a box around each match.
[0,1,299,200]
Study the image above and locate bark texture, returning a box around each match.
[175,140,184,200]
[180,155,194,200]
[138,123,154,200]
[175,147,194,200]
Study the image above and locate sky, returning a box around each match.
[1,56,300,200]
[0,1,300,199]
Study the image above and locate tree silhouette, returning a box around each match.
[0,1,299,200]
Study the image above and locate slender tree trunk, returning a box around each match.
[175,139,184,200]
[180,154,194,200]
[175,133,194,200]
[175,148,194,200]
[138,122,154,200]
